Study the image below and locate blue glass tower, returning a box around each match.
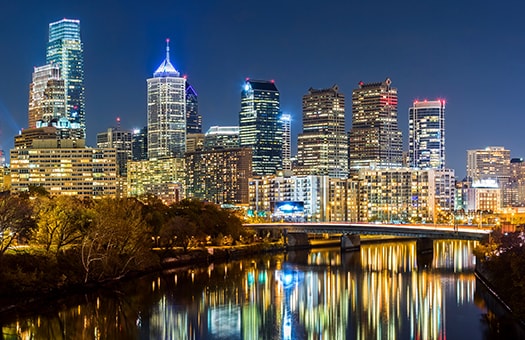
[239,79,282,176]
[46,19,85,137]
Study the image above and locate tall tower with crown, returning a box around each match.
[147,39,187,159]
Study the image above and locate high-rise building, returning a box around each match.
[409,99,446,169]
[186,147,252,204]
[96,122,132,177]
[10,127,117,198]
[466,147,510,183]
[132,127,148,161]
[28,64,65,128]
[281,114,292,172]
[147,39,186,159]
[186,82,202,134]
[349,78,403,170]
[204,126,239,150]
[297,85,348,178]
[46,19,85,137]
[239,79,282,176]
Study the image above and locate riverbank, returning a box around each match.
[475,262,525,331]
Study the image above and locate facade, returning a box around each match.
[507,158,525,206]
[96,126,133,177]
[185,148,252,204]
[249,175,358,222]
[281,114,292,172]
[349,78,403,170]
[239,79,282,176]
[356,168,455,223]
[186,82,202,134]
[10,128,117,198]
[409,100,446,169]
[296,85,348,178]
[147,39,186,159]
[28,64,65,128]
[466,179,502,213]
[466,147,510,182]
[204,126,240,150]
[132,127,148,161]
[127,157,185,204]
[186,133,205,152]
[46,19,85,137]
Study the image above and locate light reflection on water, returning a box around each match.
[1,239,514,339]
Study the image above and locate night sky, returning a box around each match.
[1,0,523,178]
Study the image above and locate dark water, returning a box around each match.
[1,239,524,339]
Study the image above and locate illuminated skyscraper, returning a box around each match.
[297,85,348,178]
[204,126,239,150]
[132,127,148,161]
[466,147,510,182]
[186,82,202,134]
[239,79,282,176]
[147,39,186,159]
[46,19,85,137]
[281,114,292,172]
[349,78,403,170]
[409,100,446,169]
[28,64,65,128]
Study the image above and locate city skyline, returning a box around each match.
[0,1,524,178]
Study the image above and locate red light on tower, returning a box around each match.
[116,117,121,122]
[359,81,364,86]
[271,79,275,83]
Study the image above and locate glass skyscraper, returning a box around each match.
[297,85,348,178]
[28,64,65,128]
[186,82,202,134]
[349,78,403,170]
[46,19,85,137]
[147,39,186,159]
[239,79,282,177]
[408,100,446,169]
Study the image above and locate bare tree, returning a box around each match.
[0,193,34,255]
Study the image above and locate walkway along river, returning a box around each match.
[1,239,524,339]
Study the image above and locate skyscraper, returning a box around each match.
[348,78,403,170]
[297,85,348,178]
[409,99,446,169]
[147,39,186,159]
[466,147,510,183]
[281,114,292,172]
[186,82,202,134]
[46,19,85,137]
[28,64,65,128]
[239,79,282,176]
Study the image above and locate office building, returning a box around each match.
[96,124,133,177]
[147,39,186,159]
[127,157,185,204]
[239,79,282,176]
[186,133,205,152]
[132,127,148,161]
[466,147,510,183]
[186,148,252,204]
[409,99,446,169]
[507,158,525,206]
[10,127,117,198]
[46,19,85,137]
[186,82,202,134]
[28,64,65,128]
[248,175,358,222]
[297,85,348,178]
[204,126,239,150]
[281,114,292,172]
[349,78,403,169]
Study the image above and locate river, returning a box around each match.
[1,239,524,339]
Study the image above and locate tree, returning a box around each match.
[0,193,35,256]
[159,215,198,252]
[32,196,89,255]
[81,198,154,283]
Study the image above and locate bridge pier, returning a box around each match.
[341,234,360,252]
[285,233,311,250]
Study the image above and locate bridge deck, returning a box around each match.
[246,222,492,241]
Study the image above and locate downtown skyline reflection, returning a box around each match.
[3,239,505,339]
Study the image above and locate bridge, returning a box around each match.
[245,222,492,250]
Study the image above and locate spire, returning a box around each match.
[153,38,180,77]
[166,38,170,62]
